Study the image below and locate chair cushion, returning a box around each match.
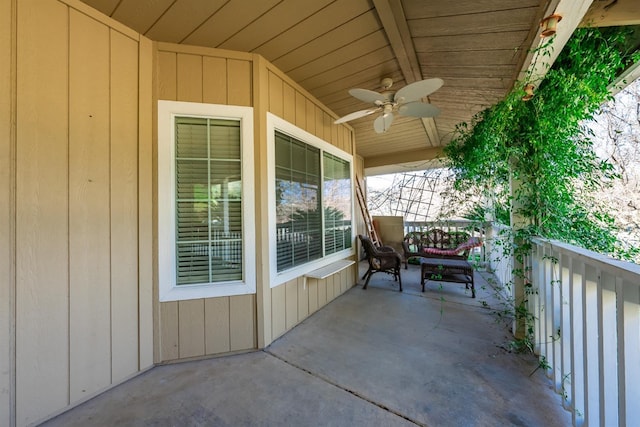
[422,237,482,256]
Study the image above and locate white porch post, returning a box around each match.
[509,164,529,339]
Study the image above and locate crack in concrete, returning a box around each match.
[264,349,426,427]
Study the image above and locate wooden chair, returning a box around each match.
[358,234,403,292]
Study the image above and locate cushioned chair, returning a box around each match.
[358,234,403,292]
[402,229,482,266]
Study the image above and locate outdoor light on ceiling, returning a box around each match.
[540,14,562,37]
[522,84,535,101]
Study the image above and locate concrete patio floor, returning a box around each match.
[41,262,572,426]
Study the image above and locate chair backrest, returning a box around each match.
[358,234,376,257]
[423,228,449,249]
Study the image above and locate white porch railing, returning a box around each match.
[401,220,640,426]
[528,238,640,427]
[404,219,485,239]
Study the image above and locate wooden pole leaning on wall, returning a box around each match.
[355,174,381,246]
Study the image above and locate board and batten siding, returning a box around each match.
[4,2,360,425]
[156,43,257,362]
[1,0,14,426]
[11,0,153,425]
[155,44,357,356]
[264,65,358,343]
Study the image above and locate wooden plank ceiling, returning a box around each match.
[80,0,558,172]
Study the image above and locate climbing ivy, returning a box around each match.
[445,27,640,260]
[444,27,639,353]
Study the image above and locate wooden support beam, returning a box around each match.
[372,0,440,147]
[581,0,640,27]
[364,147,444,175]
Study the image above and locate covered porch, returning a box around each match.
[3,1,640,425]
[42,261,571,426]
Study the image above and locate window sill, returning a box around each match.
[159,281,256,302]
[304,259,355,280]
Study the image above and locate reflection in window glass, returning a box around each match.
[275,132,322,271]
[323,153,352,255]
[274,131,352,273]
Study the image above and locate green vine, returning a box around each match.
[445,27,639,350]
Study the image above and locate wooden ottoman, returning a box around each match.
[419,257,475,298]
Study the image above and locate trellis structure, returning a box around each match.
[367,168,452,222]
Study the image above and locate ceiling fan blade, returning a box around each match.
[348,88,387,104]
[394,78,444,104]
[334,108,380,124]
[398,102,440,118]
[373,113,394,134]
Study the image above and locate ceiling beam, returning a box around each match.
[364,147,444,171]
[373,0,440,146]
[611,59,640,95]
[372,0,421,83]
[580,0,640,27]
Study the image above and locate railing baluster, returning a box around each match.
[552,248,562,390]
[571,260,585,426]
[622,279,640,426]
[600,271,618,426]
[544,245,553,378]
[585,264,600,425]
[616,277,626,427]
[581,262,590,427]
[561,254,572,409]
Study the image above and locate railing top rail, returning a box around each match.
[489,223,510,232]
[531,236,640,280]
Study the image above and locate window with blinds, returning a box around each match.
[275,131,322,272]
[175,117,243,285]
[158,101,254,301]
[273,128,353,275]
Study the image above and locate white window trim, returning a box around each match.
[158,100,256,301]
[267,112,355,288]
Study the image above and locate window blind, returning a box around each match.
[175,117,243,285]
[275,131,322,272]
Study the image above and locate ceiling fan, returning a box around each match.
[334,77,443,133]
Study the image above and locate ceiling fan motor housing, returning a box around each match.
[381,77,394,89]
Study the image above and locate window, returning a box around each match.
[275,132,322,271]
[323,152,352,255]
[158,101,255,301]
[268,113,354,286]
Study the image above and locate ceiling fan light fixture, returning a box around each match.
[374,114,393,134]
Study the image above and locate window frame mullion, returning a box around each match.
[207,117,213,284]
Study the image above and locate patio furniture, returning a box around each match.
[358,234,403,292]
[402,229,482,267]
[419,257,475,298]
